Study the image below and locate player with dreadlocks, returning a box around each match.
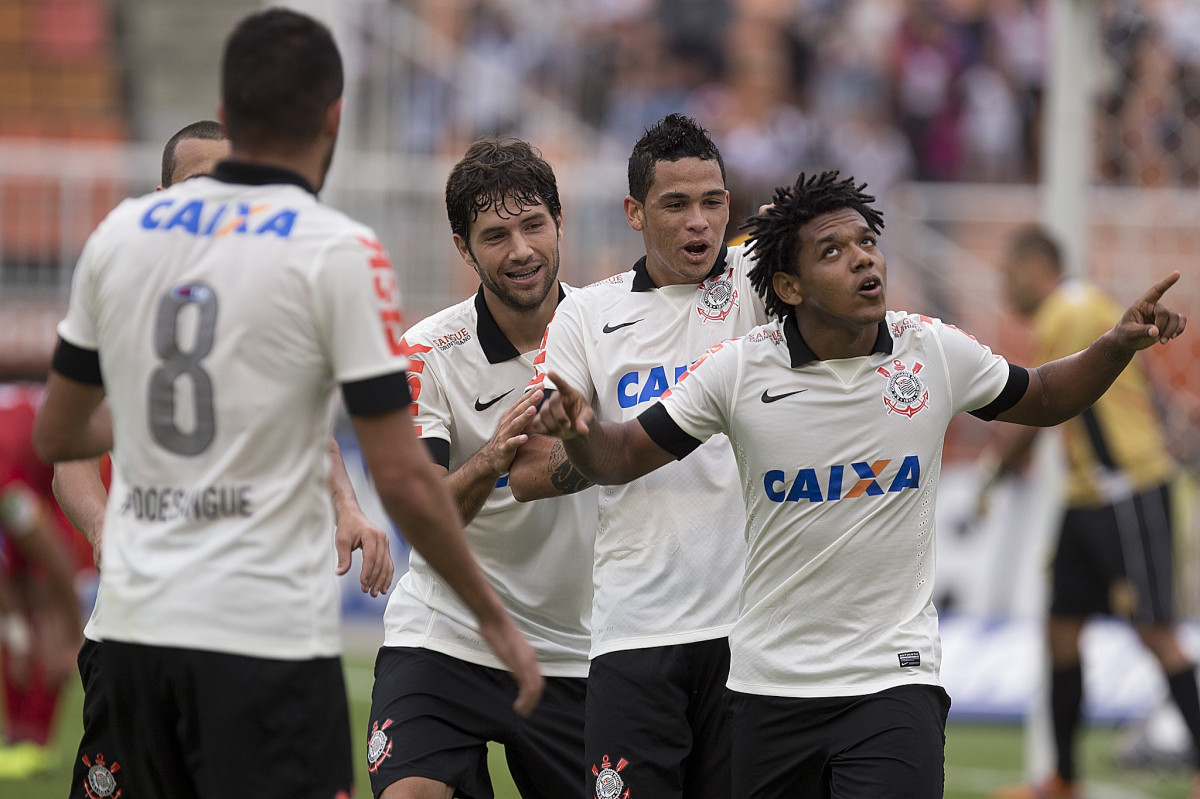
[529,168,1186,798]
[745,171,884,321]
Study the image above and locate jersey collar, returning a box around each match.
[474,283,567,364]
[782,314,893,367]
[210,160,318,195]
[630,243,729,291]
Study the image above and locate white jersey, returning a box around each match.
[535,244,768,657]
[383,287,596,677]
[644,311,1018,697]
[56,162,410,660]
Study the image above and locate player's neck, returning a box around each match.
[485,288,559,354]
[226,145,329,193]
[793,310,879,361]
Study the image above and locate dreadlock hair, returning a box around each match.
[627,113,725,204]
[445,136,562,244]
[744,171,885,321]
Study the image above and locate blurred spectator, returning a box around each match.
[354,0,1200,185]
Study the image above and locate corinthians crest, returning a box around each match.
[81,752,121,798]
[367,718,394,773]
[592,754,630,799]
[877,358,929,418]
[696,275,738,323]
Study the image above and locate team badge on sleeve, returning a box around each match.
[877,359,930,418]
[592,754,631,799]
[696,275,738,323]
[81,752,121,798]
[366,718,395,773]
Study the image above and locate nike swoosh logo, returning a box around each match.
[761,388,807,403]
[474,389,514,412]
[602,319,644,334]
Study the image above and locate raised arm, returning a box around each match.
[352,406,543,716]
[997,272,1186,427]
[529,371,675,485]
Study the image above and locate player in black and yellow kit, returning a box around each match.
[989,225,1200,799]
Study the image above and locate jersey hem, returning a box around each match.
[727,673,942,698]
[385,634,590,678]
[95,630,341,661]
[589,624,735,659]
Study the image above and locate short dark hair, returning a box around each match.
[161,120,227,188]
[1007,224,1063,275]
[627,113,725,204]
[744,171,885,320]
[220,8,343,152]
[445,136,561,241]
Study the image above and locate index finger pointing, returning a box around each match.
[1139,271,1181,306]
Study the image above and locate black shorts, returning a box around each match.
[367,646,586,799]
[585,638,731,799]
[99,640,353,799]
[70,638,125,799]
[729,684,951,799]
[1051,481,1176,623]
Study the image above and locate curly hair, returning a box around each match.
[627,113,725,203]
[445,136,561,242]
[743,171,884,320]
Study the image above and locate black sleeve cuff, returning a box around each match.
[341,371,412,416]
[638,403,702,459]
[51,337,103,386]
[970,364,1030,421]
[422,437,450,469]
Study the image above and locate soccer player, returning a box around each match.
[158,119,228,190]
[509,112,768,798]
[0,382,87,778]
[32,9,540,798]
[987,225,1200,799]
[53,117,397,799]
[366,136,597,799]
[530,171,1186,798]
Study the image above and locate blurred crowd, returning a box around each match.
[372,0,1200,219]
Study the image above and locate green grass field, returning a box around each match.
[6,649,1193,798]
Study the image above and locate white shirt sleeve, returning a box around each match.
[534,292,594,402]
[933,318,1012,414]
[309,231,409,384]
[401,330,451,444]
[57,209,120,351]
[656,337,741,443]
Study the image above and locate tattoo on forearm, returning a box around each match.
[548,440,593,495]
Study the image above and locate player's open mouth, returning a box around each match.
[507,264,541,281]
[683,242,710,259]
[858,276,882,296]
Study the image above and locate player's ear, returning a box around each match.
[324,98,343,139]
[453,233,476,268]
[623,196,644,232]
[773,270,803,306]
